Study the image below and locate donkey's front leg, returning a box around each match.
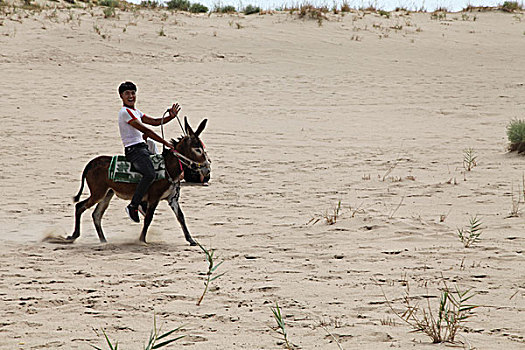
[139,200,159,243]
[167,184,196,246]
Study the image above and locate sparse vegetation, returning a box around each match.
[380,280,479,343]
[189,2,207,13]
[461,13,477,21]
[388,196,404,218]
[91,315,185,349]
[196,241,225,306]
[500,1,523,12]
[215,5,236,13]
[508,180,524,217]
[506,118,525,152]
[103,6,116,18]
[340,1,351,12]
[457,215,483,247]
[166,0,189,11]
[463,147,477,171]
[99,0,119,8]
[431,11,447,20]
[140,0,161,8]
[297,3,328,24]
[270,302,293,349]
[307,200,342,225]
[93,23,110,39]
[243,4,260,15]
[378,9,390,18]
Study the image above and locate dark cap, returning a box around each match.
[118,81,137,95]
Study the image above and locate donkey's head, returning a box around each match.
[164,117,211,183]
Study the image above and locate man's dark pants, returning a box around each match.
[125,142,155,207]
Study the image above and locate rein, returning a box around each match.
[161,109,186,141]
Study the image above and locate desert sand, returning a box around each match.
[0,2,524,349]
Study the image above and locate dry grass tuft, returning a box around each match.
[307,200,342,225]
[379,279,479,344]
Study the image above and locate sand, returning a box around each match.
[0,2,524,349]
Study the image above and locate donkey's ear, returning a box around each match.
[185,116,195,136]
[195,119,207,137]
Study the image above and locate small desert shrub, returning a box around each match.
[462,147,477,171]
[457,215,483,247]
[297,3,327,25]
[500,1,523,12]
[99,0,119,7]
[189,2,207,13]
[140,0,161,8]
[215,5,236,13]
[381,280,479,343]
[431,11,447,20]
[378,9,390,17]
[166,0,189,10]
[361,5,377,11]
[103,6,116,18]
[507,119,525,152]
[243,4,260,15]
[341,1,351,12]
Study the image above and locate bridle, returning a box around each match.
[160,109,211,173]
[170,148,210,172]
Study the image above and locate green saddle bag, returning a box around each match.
[108,154,167,183]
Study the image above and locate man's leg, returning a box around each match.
[125,144,155,222]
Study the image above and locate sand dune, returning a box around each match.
[0,2,524,348]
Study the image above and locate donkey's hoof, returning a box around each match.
[42,235,76,244]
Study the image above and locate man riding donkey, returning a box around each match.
[118,81,181,223]
[67,82,209,244]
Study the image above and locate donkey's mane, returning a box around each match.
[170,137,185,148]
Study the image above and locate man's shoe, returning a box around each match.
[126,204,140,223]
[138,201,148,217]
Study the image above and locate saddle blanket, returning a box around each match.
[108,154,167,183]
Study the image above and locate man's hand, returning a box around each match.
[169,103,181,118]
[164,142,175,150]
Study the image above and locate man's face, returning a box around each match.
[121,90,136,107]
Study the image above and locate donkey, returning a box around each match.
[67,118,209,245]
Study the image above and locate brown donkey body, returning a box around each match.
[68,118,209,245]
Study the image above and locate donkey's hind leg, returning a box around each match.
[167,184,196,246]
[92,190,114,243]
[68,191,108,241]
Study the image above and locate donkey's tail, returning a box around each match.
[73,160,94,202]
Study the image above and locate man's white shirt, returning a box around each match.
[119,106,146,147]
